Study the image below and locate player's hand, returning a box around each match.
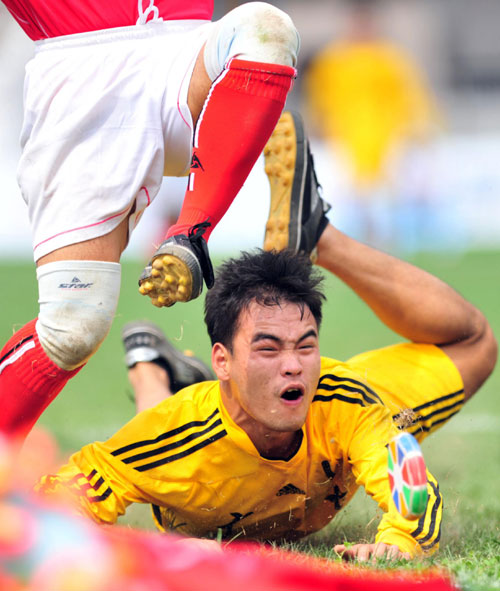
[175,537,223,554]
[334,542,411,562]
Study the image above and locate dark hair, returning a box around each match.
[204,249,325,349]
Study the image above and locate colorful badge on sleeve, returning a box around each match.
[388,432,428,520]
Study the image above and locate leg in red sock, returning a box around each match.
[0,319,82,442]
[138,2,299,309]
[0,257,121,444]
[139,62,295,309]
[167,59,295,241]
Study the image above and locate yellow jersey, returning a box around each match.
[37,343,464,557]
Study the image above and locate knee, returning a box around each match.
[37,300,116,370]
[237,2,299,53]
[204,2,300,79]
[36,261,121,370]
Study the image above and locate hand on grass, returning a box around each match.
[175,537,223,553]
[334,542,411,562]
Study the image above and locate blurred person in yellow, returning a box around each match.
[304,0,442,249]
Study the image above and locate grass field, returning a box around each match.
[1,250,499,590]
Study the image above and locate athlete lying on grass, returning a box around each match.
[35,115,496,561]
[36,228,496,560]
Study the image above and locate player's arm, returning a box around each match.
[336,400,440,559]
[35,440,148,524]
[316,224,497,400]
[35,407,173,524]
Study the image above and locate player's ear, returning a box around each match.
[212,342,231,381]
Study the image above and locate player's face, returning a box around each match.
[215,300,321,452]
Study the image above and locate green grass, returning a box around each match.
[1,250,499,590]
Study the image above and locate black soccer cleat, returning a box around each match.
[263,111,331,259]
[122,320,214,393]
[139,221,215,308]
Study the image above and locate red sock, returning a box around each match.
[166,58,296,241]
[0,319,82,442]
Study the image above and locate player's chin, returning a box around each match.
[277,408,308,432]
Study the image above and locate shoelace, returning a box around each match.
[188,220,211,241]
[188,220,215,289]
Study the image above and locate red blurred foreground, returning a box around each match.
[0,430,459,591]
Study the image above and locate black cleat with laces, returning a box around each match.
[263,111,331,259]
[122,320,214,392]
[139,221,215,308]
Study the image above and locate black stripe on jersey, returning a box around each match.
[419,398,463,422]
[313,392,366,406]
[392,389,464,430]
[411,479,442,548]
[78,476,105,493]
[121,418,223,464]
[319,374,383,404]
[152,504,163,528]
[420,526,442,552]
[420,524,441,551]
[66,468,96,487]
[111,408,220,456]
[134,429,227,472]
[411,389,464,413]
[0,334,34,365]
[412,398,463,426]
[408,408,462,437]
[87,488,113,503]
[94,476,104,489]
[314,374,382,406]
[67,468,113,503]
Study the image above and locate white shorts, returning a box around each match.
[17,21,211,261]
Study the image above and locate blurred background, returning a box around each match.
[3,0,500,257]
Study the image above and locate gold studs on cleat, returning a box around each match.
[139,254,194,308]
[264,112,297,252]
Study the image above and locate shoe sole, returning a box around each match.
[122,321,213,385]
[263,111,307,252]
[138,254,194,308]
[387,432,428,520]
[122,321,170,366]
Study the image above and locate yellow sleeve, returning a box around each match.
[329,368,442,556]
[35,403,181,525]
[35,441,141,524]
[346,343,464,436]
[375,471,442,556]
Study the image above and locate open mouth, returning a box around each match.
[280,388,304,402]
